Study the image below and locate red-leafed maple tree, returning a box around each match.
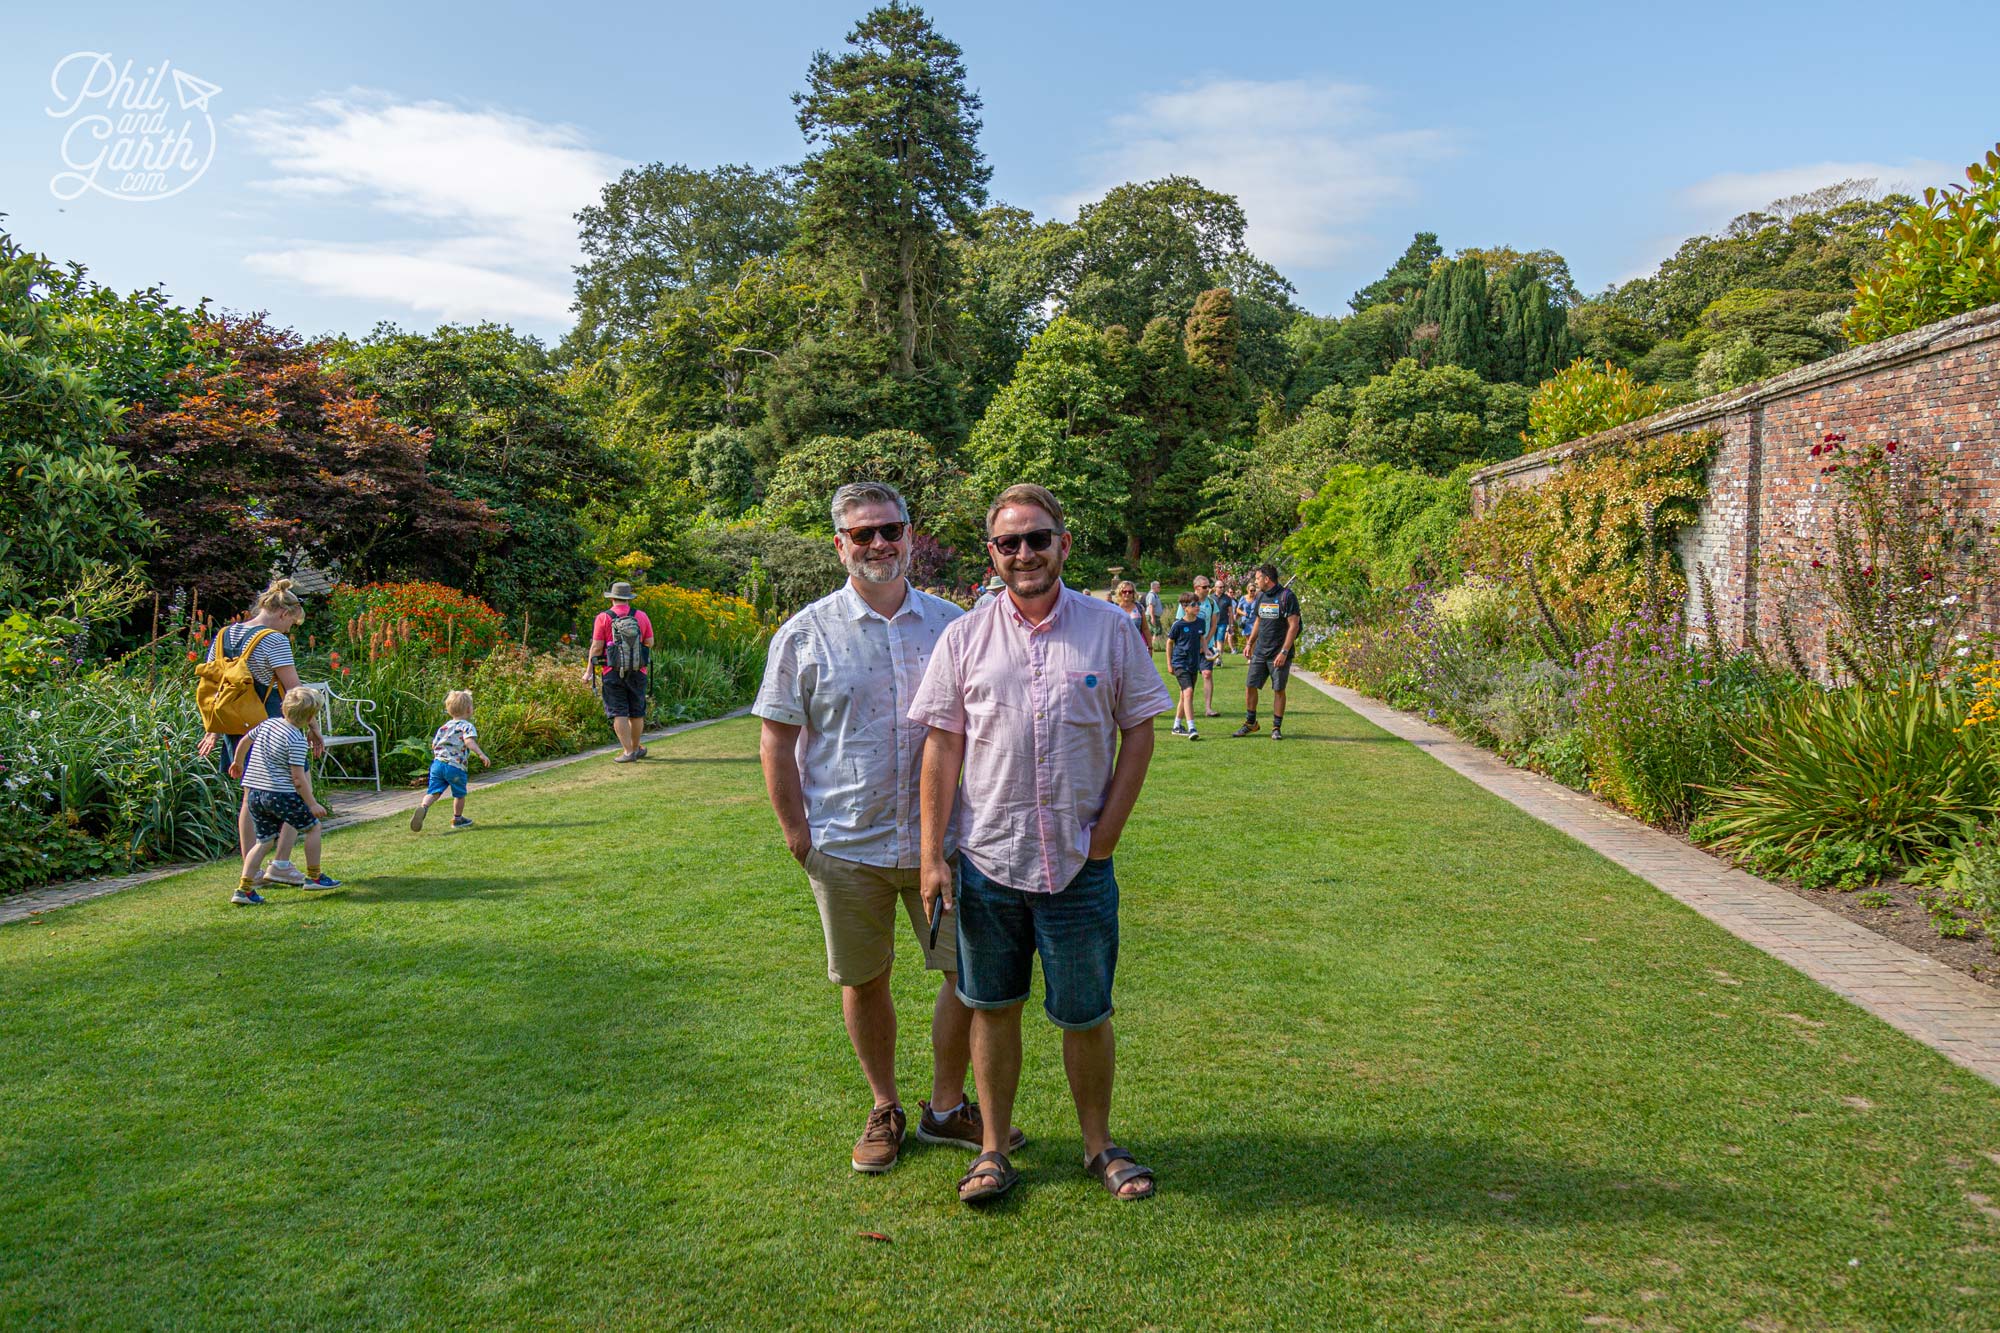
[114,315,497,613]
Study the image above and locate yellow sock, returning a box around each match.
[306,865,320,878]
[239,876,259,890]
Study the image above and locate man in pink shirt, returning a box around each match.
[912,483,1172,1206]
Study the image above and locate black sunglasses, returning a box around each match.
[840,521,907,546]
[987,528,1059,556]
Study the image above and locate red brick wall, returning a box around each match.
[1469,303,2000,672]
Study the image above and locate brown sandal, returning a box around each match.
[957,1150,1019,1205]
[1085,1146,1155,1200]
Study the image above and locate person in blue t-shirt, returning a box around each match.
[1167,594,1208,740]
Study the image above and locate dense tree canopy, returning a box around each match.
[18,4,1990,635]
[0,234,154,604]
[336,324,632,628]
[568,163,797,352]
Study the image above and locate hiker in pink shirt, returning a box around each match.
[911,482,1172,1206]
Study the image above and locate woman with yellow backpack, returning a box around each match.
[195,579,325,859]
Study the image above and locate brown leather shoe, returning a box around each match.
[916,1099,1027,1152]
[852,1102,906,1174]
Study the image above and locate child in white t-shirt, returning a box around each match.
[410,690,491,832]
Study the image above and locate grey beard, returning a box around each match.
[845,553,908,584]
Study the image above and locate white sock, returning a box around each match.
[930,1099,966,1119]
[271,860,294,869]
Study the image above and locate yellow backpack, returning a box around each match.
[195,627,280,736]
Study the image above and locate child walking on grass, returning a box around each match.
[1167,593,1207,740]
[227,687,339,903]
[411,690,490,832]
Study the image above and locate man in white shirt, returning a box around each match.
[754,481,1025,1176]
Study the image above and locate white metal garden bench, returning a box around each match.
[300,681,381,791]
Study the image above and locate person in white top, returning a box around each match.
[754,481,1024,1176]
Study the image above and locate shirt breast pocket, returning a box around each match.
[1062,669,1112,727]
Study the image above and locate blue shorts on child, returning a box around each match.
[427,761,469,799]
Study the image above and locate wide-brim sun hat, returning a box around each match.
[604,581,638,600]
[985,576,1005,590]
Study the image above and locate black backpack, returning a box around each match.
[606,611,647,678]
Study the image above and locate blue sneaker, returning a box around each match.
[451,817,474,830]
[302,873,342,889]
[231,887,266,906]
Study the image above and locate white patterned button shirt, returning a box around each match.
[753,581,963,869]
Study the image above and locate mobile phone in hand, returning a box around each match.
[928,858,958,949]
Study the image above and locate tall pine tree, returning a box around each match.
[793,3,991,378]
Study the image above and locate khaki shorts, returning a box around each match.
[805,847,957,986]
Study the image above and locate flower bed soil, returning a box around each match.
[1766,877,1998,990]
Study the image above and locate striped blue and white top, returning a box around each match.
[208,622,296,690]
[241,717,310,793]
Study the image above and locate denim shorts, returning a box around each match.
[248,788,317,842]
[955,854,1119,1030]
[427,761,468,798]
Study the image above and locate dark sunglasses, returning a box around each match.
[840,521,907,546]
[987,528,1059,556]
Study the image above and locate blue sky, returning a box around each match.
[5,0,1995,343]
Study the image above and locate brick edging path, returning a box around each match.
[1295,670,2000,1088]
[0,708,751,927]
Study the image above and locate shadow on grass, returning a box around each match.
[335,875,530,903]
[1139,1131,1738,1225]
[642,757,760,766]
[468,820,609,831]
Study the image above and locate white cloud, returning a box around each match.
[232,95,628,326]
[1678,159,1952,229]
[1060,78,1450,269]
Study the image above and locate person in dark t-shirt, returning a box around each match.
[1232,563,1302,740]
[1167,593,1207,740]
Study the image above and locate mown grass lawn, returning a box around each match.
[4,660,1998,1330]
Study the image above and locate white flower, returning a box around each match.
[1944,595,1960,605]
[1921,617,1937,627]
[1961,633,1974,642]
[1959,647,1972,657]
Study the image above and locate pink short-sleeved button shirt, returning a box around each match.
[909,584,1172,895]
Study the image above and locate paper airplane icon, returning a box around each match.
[172,68,221,112]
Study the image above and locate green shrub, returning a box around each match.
[1749,837,1896,891]
[1284,463,1472,619]
[1701,670,1999,861]
[1524,728,1589,789]
[1916,824,2000,950]
[1847,143,2000,344]
[1478,658,1581,759]
[0,665,239,893]
[1522,358,1670,454]
[1577,611,1779,828]
[1431,574,1518,643]
[1308,616,1428,713]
